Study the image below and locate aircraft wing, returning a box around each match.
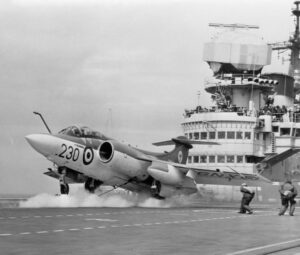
[256,148,300,173]
[186,167,271,186]
[147,160,271,187]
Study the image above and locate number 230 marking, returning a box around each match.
[58,144,80,161]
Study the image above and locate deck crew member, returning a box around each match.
[238,183,255,214]
[279,180,297,216]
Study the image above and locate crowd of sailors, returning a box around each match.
[184,104,300,122]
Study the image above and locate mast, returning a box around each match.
[271,1,300,92]
[291,1,300,78]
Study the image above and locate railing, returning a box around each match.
[184,105,300,124]
[183,106,249,118]
[204,76,277,89]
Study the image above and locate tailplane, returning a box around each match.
[153,136,218,164]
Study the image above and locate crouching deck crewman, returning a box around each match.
[238,183,255,214]
[279,180,297,216]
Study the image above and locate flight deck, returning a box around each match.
[1,203,300,255]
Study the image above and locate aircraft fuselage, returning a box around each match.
[26,133,151,187]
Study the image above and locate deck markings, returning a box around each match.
[36,231,48,234]
[0,209,235,221]
[0,212,277,237]
[85,218,118,222]
[227,238,300,255]
[19,232,31,235]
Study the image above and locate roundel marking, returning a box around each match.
[178,150,183,163]
[83,147,94,165]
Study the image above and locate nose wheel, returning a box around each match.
[58,167,69,195]
[60,183,69,195]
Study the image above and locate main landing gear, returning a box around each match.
[150,180,164,200]
[84,178,103,193]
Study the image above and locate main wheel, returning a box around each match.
[150,180,162,196]
[84,178,102,193]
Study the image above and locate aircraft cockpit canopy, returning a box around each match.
[58,126,110,140]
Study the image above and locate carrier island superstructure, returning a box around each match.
[182,2,300,202]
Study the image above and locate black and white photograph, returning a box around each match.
[1,0,300,254]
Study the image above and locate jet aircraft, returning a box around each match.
[26,112,270,198]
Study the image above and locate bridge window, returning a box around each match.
[236,131,243,139]
[193,156,199,163]
[272,126,279,132]
[227,155,234,163]
[209,155,215,163]
[237,155,244,163]
[295,129,300,137]
[218,131,225,139]
[189,133,193,139]
[280,128,291,136]
[201,132,207,139]
[209,132,216,139]
[194,132,199,140]
[200,155,207,163]
[244,132,251,139]
[217,155,225,163]
[227,131,235,139]
[263,133,268,140]
[188,156,192,164]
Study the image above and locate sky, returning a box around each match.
[0,0,294,195]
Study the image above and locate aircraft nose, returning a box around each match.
[25,134,58,157]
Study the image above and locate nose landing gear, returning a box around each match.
[58,168,69,195]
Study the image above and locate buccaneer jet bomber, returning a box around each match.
[25,112,269,198]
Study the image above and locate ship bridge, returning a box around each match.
[202,23,273,112]
[182,21,300,184]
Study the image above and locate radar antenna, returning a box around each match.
[208,23,259,30]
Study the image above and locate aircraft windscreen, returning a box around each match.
[80,126,108,140]
[58,126,108,140]
[58,126,82,137]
